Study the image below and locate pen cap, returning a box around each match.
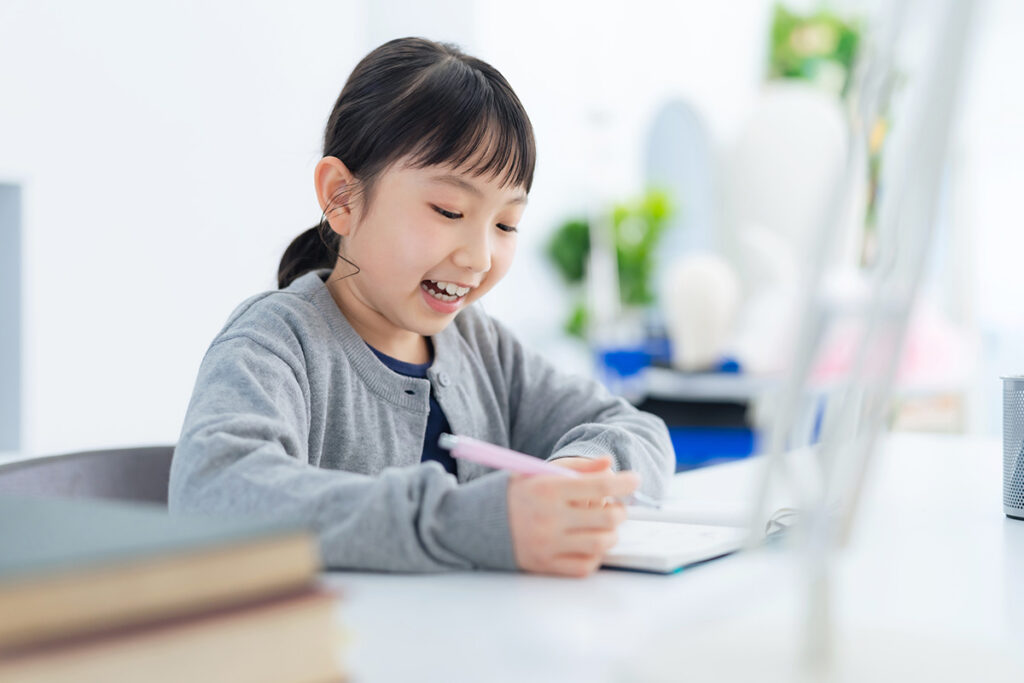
[1002,376,1024,520]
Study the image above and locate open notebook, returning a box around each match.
[603,519,748,574]
[602,505,795,574]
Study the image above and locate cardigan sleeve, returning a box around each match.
[488,317,675,499]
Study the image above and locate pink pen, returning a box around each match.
[437,433,660,508]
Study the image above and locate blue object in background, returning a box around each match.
[594,338,760,472]
[594,345,653,403]
[643,335,673,366]
[715,356,742,373]
[598,347,651,378]
[669,427,758,471]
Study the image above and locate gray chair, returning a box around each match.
[0,446,174,505]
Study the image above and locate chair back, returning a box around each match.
[0,446,174,505]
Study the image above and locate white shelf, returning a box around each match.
[642,366,778,402]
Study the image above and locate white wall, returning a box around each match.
[959,0,1024,432]
[2,0,1016,454]
[961,0,1024,329]
[0,1,366,453]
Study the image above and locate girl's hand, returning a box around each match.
[552,457,622,508]
[550,455,613,472]
[506,458,639,578]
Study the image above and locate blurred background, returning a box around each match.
[0,0,1020,466]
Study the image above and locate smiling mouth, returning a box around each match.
[421,279,471,302]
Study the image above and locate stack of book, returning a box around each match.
[0,495,343,682]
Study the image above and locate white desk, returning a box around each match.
[321,433,1024,682]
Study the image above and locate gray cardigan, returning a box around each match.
[169,270,674,572]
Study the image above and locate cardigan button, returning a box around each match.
[438,372,451,387]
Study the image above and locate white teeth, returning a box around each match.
[424,280,471,300]
[421,282,459,303]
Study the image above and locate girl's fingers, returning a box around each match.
[562,501,627,531]
[550,455,613,473]
[551,552,605,578]
[559,528,620,556]
[560,471,639,502]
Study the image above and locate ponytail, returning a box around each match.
[277,225,339,289]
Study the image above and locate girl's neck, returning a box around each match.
[324,271,430,364]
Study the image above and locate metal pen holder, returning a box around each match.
[1003,376,1024,520]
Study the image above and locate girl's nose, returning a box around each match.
[451,224,492,274]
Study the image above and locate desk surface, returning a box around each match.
[322,433,1024,682]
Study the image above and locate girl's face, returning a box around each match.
[321,157,527,354]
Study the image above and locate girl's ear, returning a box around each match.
[314,157,357,237]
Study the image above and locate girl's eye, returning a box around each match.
[432,205,517,233]
[432,205,462,220]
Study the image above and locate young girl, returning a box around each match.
[169,37,674,577]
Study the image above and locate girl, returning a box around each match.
[169,37,674,577]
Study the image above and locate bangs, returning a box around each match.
[385,56,535,191]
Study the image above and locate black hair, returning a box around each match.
[277,37,536,289]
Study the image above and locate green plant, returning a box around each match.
[546,189,673,338]
[768,5,861,96]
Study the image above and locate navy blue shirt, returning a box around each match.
[367,341,457,476]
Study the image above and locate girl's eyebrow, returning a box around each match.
[428,173,528,206]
